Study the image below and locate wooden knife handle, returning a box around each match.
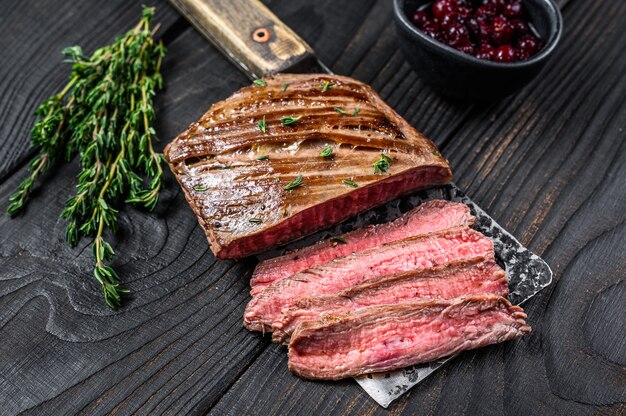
[169,0,317,79]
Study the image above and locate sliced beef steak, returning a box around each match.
[164,74,451,259]
[272,258,507,343]
[244,227,494,332]
[250,200,474,295]
[287,295,530,380]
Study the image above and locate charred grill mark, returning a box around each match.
[163,74,451,257]
[173,122,411,160]
[198,107,395,136]
[167,76,429,165]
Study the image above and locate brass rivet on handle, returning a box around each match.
[252,28,271,43]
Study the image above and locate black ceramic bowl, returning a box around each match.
[393,0,563,100]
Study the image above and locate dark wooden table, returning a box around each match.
[1,0,624,414]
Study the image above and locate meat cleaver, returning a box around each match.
[168,0,553,408]
[169,0,331,78]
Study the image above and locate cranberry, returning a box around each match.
[411,10,431,29]
[503,2,523,18]
[440,13,461,31]
[475,43,495,60]
[476,21,494,43]
[475,5,498,21]
[408,0,541,63]
[482,0,505,13]
[509,19,529,37]
[446,23,470,46]
[491,16,512,45]
[517,34,542,56]
[466,17,480,36]
[456,6,472,20]
[455,41,475,56]
[422,20,443,41]
[494,44,517,62]
[432,0,454,20]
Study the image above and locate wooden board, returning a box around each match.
[0,0,624,415]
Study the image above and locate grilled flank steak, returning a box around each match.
[244,227,494,332]
[164,74,451,259]
[287,295,530,380]
[250,200,475,295]
[272,258,508,344]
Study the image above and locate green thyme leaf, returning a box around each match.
[351,108,361,116]
[253,79,267,87]
[282,83,289,91]
[256,155,269,161]
[342,179,358,188]
[284,175,303,190]
[258,115,266,133]
[249,217,262,223]
[333,107,348,115]
[321,80,335,92]
[6,5,166,309]
[218,165,231,170]
[320,145,334,158]
[281,115,302,126]
[331,236,348,244]
[194,186,208,191]
[373,153,392,174]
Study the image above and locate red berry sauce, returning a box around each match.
[410,0,543,62]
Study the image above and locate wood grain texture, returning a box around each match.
[209,0,626,415]
[0,0,180,184]
[0,0,624,415]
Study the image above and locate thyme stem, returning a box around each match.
[7,6,166,309]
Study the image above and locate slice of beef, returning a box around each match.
[244,227,494,332]
[287,294,530,380]
[272,258,507,344]
[164,74,451,259]
[250,200,475,295]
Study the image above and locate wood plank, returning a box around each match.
[0,0,181,184]
[208,0,626,414]
[0,1,388,415]
[1,0,624,415]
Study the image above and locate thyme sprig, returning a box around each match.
[373,153,392,174]
[321,80,335,92]
[257,115,266,133]
[7,6,166,309]
[281,116,302,126]
[284,175,303,190]
[320,145,334,158]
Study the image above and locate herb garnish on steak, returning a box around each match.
[164,74,451,259]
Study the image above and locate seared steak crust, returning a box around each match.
[287,295,530,380]
[164,74,451,259]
